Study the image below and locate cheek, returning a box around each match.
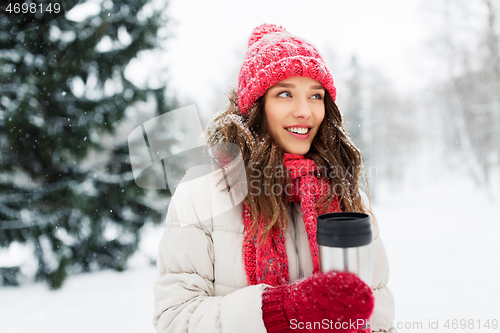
[264,106,283,134]
[314,106,325,125]
[310,108,325,140]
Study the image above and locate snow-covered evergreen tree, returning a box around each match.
[0,0,172,288]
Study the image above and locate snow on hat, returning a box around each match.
[237,23,337,115]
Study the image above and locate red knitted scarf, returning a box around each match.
[243,153,341,287]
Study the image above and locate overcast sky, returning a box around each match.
[70,0,438,118]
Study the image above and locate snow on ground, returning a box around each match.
[0,226,162,333]
[0,265,158,333]
[373,174,500,332]
[1,173,499,333]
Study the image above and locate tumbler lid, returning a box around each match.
[317,212,372,248]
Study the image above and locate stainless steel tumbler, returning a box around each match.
[317,212,372,285]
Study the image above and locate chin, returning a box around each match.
[285,146,311,156]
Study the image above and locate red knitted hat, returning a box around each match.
[237,23,337,115]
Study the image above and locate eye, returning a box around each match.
[310,93,323,100]
[277,91,291,98]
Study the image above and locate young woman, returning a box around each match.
[153,24,396,333]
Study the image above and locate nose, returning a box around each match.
[292,96,312,119]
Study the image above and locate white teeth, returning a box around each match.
[286,127,309,134]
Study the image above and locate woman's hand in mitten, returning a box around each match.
[261,271,374,333]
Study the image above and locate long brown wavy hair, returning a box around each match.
[206,87,373,241]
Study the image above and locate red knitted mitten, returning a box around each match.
[261,271,374,333]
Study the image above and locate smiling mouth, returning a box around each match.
[285,127,310,135]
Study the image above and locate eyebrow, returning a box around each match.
[271,83,325,90]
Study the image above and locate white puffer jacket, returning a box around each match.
[153,168,396,332]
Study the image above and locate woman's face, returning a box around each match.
[263,76,325,155]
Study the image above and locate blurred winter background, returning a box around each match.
[1,0,499,332]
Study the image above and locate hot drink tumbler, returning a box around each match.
[317,212,372,285]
